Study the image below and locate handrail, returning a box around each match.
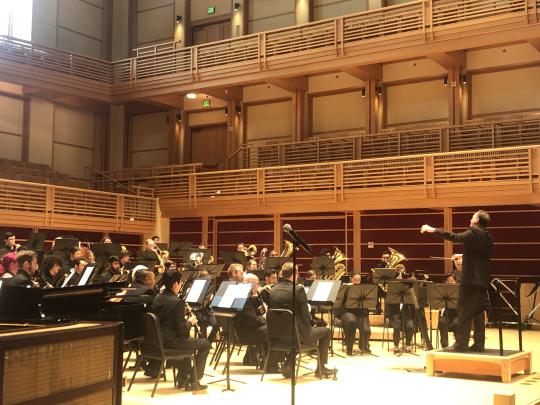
[220,115,540,169]
[86,166,138,195]
[144,145,539,205]
[1,0,537,96]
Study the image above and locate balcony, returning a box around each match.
[0,0,538,101]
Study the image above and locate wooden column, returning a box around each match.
[174,0,189,45]
[202,216,209,246]
[293,90,305,142]
[273,214,282,254]
[231,0,249,37]
[448,67,463,126]
[365,79,379,133]
[296,0,313,25]
[353,211,362,274]
[443,207,453,274]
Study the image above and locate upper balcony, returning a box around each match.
[0,0,539,102]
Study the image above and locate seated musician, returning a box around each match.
[245,258,258,275]
[451,254,463,284]
[151,269,210,391]
[269,262,336,378]
[268,250,278,257]
[3,232,22,254]
[119,250,131,270]
[0,252,18,279]
[246,244,257,259]
[4,250,38,287]
[93,256,122,284]
[388,299,415,354]
[227,263,244,282]
[438,273,458,348]
[260,269,277,305]
[66,258,88,287]
[38,255,63,288]
[125,268,156,304]
[233,273,280,370]
[101,235,112,243]
[340,273,371,355]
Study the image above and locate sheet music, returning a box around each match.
[78,266,95,286]
[186,279,205,303]
[312,281,333,302]
[61,270,75,288]
[218,283,251,308]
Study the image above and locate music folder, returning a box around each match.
[185,278,211,306]
[345,284,378,310]
[427,283,459,309]
[210,281,251,314]
[221,251,247,267]
[311,256,335,277]
[307,280,342,305]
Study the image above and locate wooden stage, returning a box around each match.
[123,328,540,405]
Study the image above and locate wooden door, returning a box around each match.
[192,20,231,46]
[190,125,228,168]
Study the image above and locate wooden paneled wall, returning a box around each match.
[169,205,540,278]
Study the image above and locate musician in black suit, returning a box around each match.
[66,258,88,287]
[93,256,122,284]
[151,269,210,391]
[268,262,335,378]
[421,209,492,352]
[438,273,458,348]
[125,268,156,304]
[4,250,38,287]
[3,232,22,254]
[340,273,371,355]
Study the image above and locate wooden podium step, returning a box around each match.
[426,348,532,383]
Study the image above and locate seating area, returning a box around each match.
[0,158,90,189]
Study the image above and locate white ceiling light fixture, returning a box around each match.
[186,93,197,99]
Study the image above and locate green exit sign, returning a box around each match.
[207,6,215,14]
[202,99,211,107]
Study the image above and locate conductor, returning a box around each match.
[420,210,492,352]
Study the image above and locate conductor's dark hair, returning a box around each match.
[476,210,490,227]
[162,268,182,289]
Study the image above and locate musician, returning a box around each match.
[0,252,17,279]
[119,251,131,268]
[101,235,113,244]
[237,242,247,255]
[3,232,22,253]
[421,209,493,352]
[245,258,258,274]
[38,255,63,288]
[93,256,122,284]
[66,258,88,287]
[4,250,38,287]
[247,244,257,259]
[269,262,335,378]
[451,254,463,283]
[269,250,278,257]
[340,273,371,355]
[377,250,391,269]
[152,235,160,244]
[319,248,331,257]
[125,268,156,304]
[438,273,458,348]
[260,269,277,304]
[151,269,210,391]
[305,270,318,282]
[227,263,244,282]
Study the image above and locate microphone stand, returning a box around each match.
[291,239,298,405]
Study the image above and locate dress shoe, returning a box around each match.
[281,365,292,379]
[447,344,468,353]
[362,348,372,354]
[186,383,207,391]
[468,345,485,352]
[315,366,336,379]
[346,348,353,356]
[265,365,281,374]
[176,375,189,389]
[144,369,159,379]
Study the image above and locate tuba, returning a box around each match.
[321,246,348,280]
[280,240,294,257]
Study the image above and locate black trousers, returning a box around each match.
[390,309,414,346]
[455,285,486,349]
[438,311,458,348]
[341,311,371,351]
[168,337,211,382]
[285,326,330,367]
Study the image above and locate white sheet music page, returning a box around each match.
[186,279,205,303]
[312,281,333,302]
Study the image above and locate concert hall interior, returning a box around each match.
[0,1,539,404]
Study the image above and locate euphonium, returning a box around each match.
[386,247,407,269]
[280,240,294,257]
[321,246,348,280]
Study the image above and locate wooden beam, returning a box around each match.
[527,38,540,53]
[341,64,382,81]
[146,94,184,109]
[426,51,466,69]
[266,77,308,93]
[202,86,243,101]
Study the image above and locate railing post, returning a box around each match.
[335,17,344,57]
[278,145,285,166]
[397,132,402,156]
[191,47,198,80]
[116,195,124,231]
[492,123,496,148]
[424,155,435,198]
[257,170,265,206]
[45,186,54,227]
[258,33,266,70]
[425,0,433,41]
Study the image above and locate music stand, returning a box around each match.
[27,232,46,252]
[78,264,98,286]
[221,251,247,267]
[209,282,252,391]
[52,238,79,261]
[386,281,419,356]
[157,242,168,251]
[263,257,291,271]
[169,241,193,257]
[307,280,343,357]
[182,248,212,264]
[310,256,335,278]
[185,278,211,307]
[136,250,160,264]
[344,284,378,356]
[92,243,122,260]
[195,264,224,280]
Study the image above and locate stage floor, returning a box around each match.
[123,327,540,405]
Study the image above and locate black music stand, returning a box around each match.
[185,279,212,307]
[92,243,122,271]
[195,264,224,280]
[169,241,193,257]
[27,231,46,252]
[386,281,419,357]
[156,242,168,251]
[263,257,292,271]
[427,283,459,347]
[182,248,212,264]
[52,238,79,261]
[490,278,523,355]
[311,256,335,278]
[221,251,247,267]
[345,284,378,357]
[208,282,252,391]
[307,280,343,358]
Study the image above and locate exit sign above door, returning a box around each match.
[207,6,215,14]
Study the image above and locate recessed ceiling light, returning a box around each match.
[186,93,197,99]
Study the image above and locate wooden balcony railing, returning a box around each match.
[221,116,540,169]
[0,178,157,232]
[1,0,538,100]
[145,146,539,209]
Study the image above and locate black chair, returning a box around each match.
[261,308,321,381]
[128,312,198,397]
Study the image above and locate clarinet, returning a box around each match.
[185,302,201,337]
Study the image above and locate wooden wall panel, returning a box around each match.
[215,216,274,261]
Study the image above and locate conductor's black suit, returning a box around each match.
[434,225,492,350]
